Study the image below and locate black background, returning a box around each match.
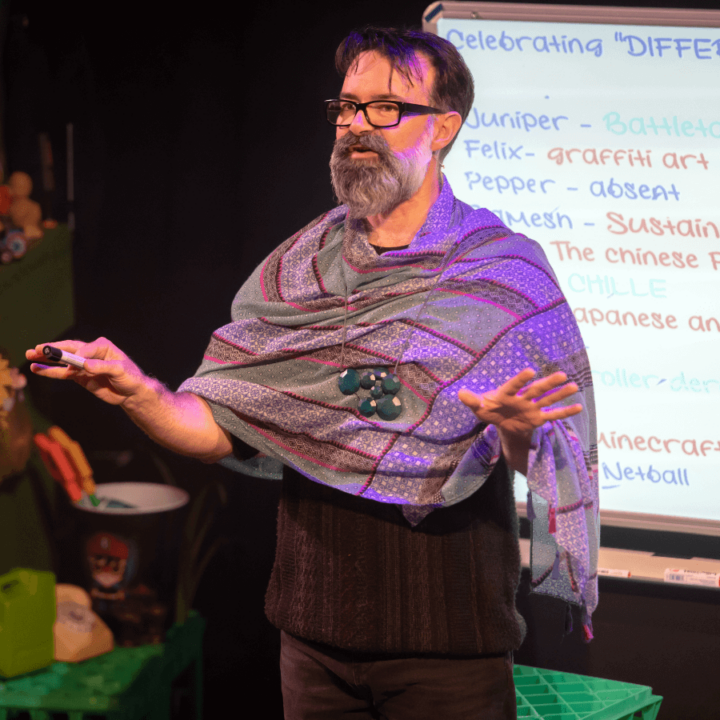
[3,1,720,717]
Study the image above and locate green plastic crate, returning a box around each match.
[514,665,663,720]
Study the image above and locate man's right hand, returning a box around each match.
[26,338,148,407]
[26,338,234,462]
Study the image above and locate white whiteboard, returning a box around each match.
[425,3,720,534]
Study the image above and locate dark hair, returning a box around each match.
[335,27,474,163]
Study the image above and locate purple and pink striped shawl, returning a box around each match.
[180,179,599,626]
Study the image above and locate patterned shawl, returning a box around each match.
[179,179,600,631]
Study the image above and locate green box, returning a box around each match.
[0,225,74,367]
[0,568,56,678]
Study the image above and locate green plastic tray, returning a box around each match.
[514,665,663,720]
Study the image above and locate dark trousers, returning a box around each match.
[280,631,517,720]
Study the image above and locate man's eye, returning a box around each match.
[339,102,356,111]
[373,104,397,113]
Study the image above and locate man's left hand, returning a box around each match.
[458,368,582,475]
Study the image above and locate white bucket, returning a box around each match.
[75,482,189,515]
[72,482,190,645]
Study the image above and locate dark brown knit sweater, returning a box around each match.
[264,460,527,656]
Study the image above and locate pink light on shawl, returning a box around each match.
[203,354,230,365]
[441,289,522,320]
[253,427,348,472]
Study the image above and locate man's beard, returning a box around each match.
[329,126,433,220]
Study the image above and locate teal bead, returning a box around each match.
[360,371,376,389]
[370,383,384,399]
[377,395,402,421]
[338,368,360,395]
[373,367,388,380]
[381,374,401,395]
[358,397,377,417]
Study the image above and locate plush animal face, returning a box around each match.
[8,172,32,199]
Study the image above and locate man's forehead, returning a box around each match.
[342,50,434,98]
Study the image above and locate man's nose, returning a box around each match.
[349,107,373,133]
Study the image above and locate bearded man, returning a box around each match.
[28,27,598,720]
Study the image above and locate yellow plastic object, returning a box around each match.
[54,584,114,662]
[0,568,56,678]
[47,426,97,498]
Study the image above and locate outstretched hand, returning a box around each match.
[458,368,582,475]
[26,338,149,407]
[459,368,582,436]
[27,338,234,462]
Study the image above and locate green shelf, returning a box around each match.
[0,610,204,720]
[0,224,74,368]
[514,665,662,720]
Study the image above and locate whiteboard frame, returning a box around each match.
[424,2,720,538]
[423,2,720,33]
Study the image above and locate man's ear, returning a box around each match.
[431,112,463,153]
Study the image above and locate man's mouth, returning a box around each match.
[349,145,378,159]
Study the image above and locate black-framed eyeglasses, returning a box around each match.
[325,99,445,129]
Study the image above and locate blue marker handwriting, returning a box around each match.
[592,369,720,393]
[604,112,720,138]
[614,32,720,59]
[602,462,689,489]
[567,274,666,299]
[489,208,572,230]
[463,140,526,160]
[465,110,568,132]
[590,179,680,202]
[465,172,555,195]
[446,29,602,57]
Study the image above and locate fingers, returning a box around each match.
[27,338,126,379]
[494,368,572,400]
[458,388,483,412]
[27,340,86,361]
[79,337,123,361]
[540,403,583,421]
[529,380,579,409]
[499,368,536,396]
[27,337,123,364]
[459,373,583,424]
[517,372,563,398]
[83,358,126,377]
[31,358,126,379]
[29,362,77,379]
[517,371,576,400]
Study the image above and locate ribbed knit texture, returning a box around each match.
[264,463,527,656]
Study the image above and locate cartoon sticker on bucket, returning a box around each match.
[86,532,137,602]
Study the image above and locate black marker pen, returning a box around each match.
[42,345,87,369]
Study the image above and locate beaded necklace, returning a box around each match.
[337,240,455,421]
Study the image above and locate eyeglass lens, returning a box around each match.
[327,101,400,127]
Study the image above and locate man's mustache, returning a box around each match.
[333,132,392,159]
